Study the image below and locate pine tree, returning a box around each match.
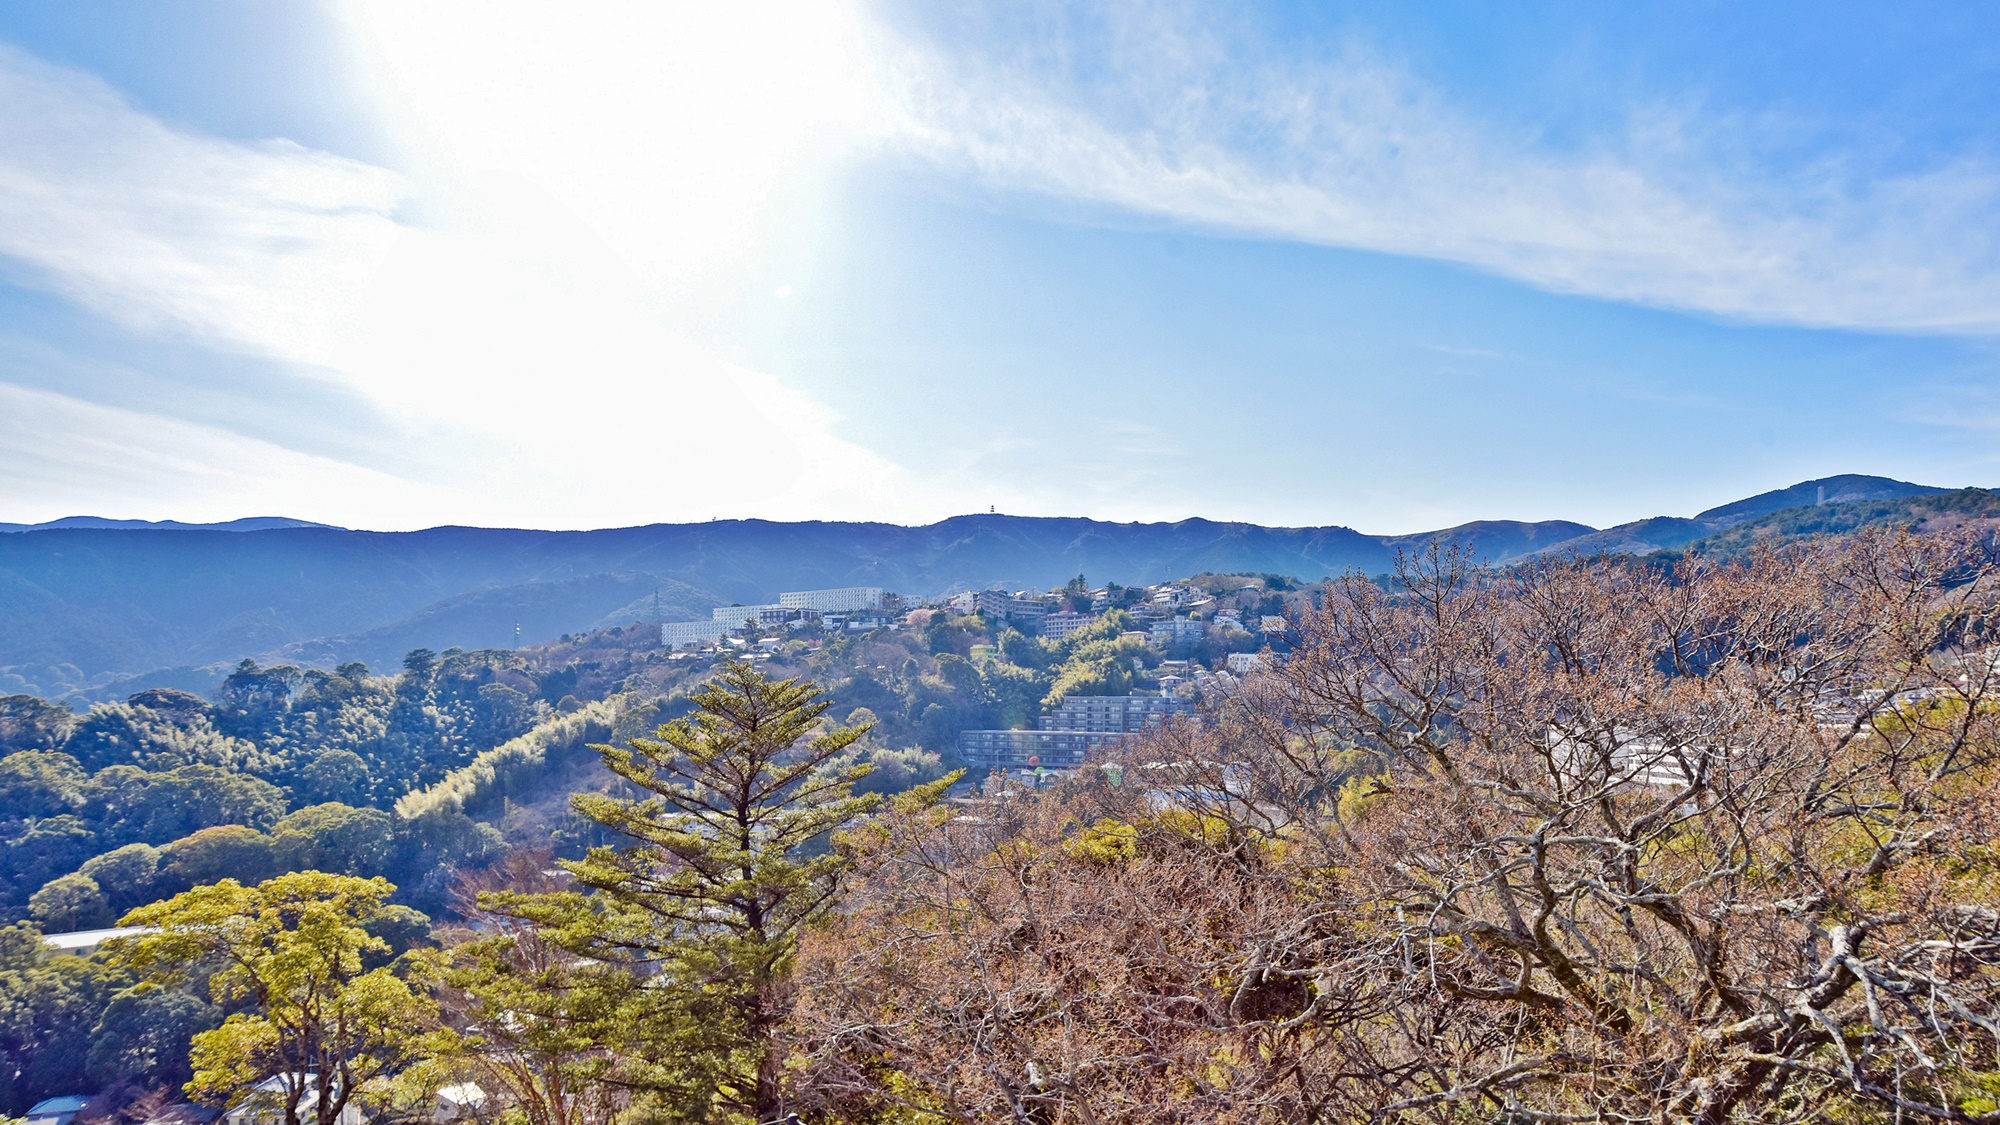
[505,662,953,1124]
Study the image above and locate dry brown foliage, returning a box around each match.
[791,529,2000,1124]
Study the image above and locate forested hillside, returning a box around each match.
[0,648,565,930]
[0,474,1974,701]
[0,575,1289,1113]
[1,571,1298,933]
[7,527,1997,1123]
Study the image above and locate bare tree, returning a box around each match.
[793,529,2000,1123]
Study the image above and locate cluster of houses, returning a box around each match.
[653,580,1297,779]
[660,579,1292,657]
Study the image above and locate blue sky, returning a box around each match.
[0,1,1997,532]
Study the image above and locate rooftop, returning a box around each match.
[41,926,155,954]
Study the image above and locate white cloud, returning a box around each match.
[0,44,405,365]
[0,26,924,528]
[877,13,2000,334]
[0,382,437,526]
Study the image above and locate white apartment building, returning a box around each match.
[779,586,885,613]
[663,620,730,647]
[713,604,788,626]
[1044,611,1099,640]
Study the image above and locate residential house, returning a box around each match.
[432,1083,488,1124]
[1226,652,1267,673]
[975,589,1048,625]
[224,1075,362,1125]
[26,1096,92,1125]
[40,926,154,957]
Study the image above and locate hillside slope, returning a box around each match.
[0,474,1977,698]
[1688,488,2000,556]
[1528,475,1960,558]
[0,514,1587,695]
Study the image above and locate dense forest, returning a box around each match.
[0,573,1297,1115]
[8,536,2000,1123]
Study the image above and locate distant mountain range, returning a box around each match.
[0,515,336,533]
[1516,474,1953,558]
[0,474,1983,701]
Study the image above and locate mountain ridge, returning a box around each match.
[1528,474,1956,558]
[0,515,339,533]
[0,474,1978,699]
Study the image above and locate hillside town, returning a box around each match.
[659,579,1293,774]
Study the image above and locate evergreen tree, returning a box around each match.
[502,662,954,1124]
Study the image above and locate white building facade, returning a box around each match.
[779,587,885,613]
[662,620,730,647]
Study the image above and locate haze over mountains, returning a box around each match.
[0,474,1970,700]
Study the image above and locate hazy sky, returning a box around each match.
[2,1,1999,533]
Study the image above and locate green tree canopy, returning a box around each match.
[270,804,393,877]
[159,825,277,890]
[66,702,256,773]
[0,922,126,1113]
[0,695,75,755]
[113,872,440,1125]
[0,749,86,821]
[78,843,162,914]
[89,764,285,848]
[29,873,110,932]
[86,982,219,1090]
[294,750,371,807]
[1,816,95,909]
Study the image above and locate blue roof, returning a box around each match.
[29,1097,92,1114]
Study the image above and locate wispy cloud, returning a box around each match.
[0,44,404,364]
[878,10,2000,334]
[0,28,922,528]
[0,382,431,525]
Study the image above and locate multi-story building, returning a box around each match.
[959,694,1193,770]
[1043,610,1099,640]
[1226,652,1267,674]
[779,586,885,613]
[1038,694,1189,732]
[713,604,790,627]
[662,620,731,647]
[1151,617,1206,646]
[957,729,1122,770]
[978,589,1049,622]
